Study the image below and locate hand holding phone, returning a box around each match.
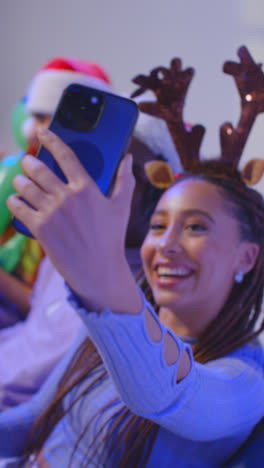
[12,84,138,237]
[7,131,137,309]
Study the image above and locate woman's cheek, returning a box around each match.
[187,237,210,258]
[141,240,155,280]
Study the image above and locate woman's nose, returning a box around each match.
[156,229,182,255]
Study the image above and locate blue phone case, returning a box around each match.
[12,84,139,237]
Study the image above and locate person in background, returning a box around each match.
[0,58,182,412]
[0,57,112,408]
[0,57,113,327]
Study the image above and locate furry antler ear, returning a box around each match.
[144,161,175,189]
[242,159,264,185]
[131,58,205,170]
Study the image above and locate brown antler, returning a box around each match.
[131,58,205,170]
[220,45,264,168]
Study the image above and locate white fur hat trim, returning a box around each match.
[26,69,113,115]
[133,93,183,173]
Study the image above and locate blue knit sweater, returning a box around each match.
[0,289,264,467]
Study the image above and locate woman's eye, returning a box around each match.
[186,223,207,232]
[149,223,165,231]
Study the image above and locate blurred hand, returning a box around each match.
[7,129,140,313]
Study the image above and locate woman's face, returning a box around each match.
[141,178,256,336]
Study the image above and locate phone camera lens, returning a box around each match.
[91,96,98,105]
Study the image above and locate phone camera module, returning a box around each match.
[57,86,104,132]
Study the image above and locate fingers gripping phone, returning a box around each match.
[12,84,139,237]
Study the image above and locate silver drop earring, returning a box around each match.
[234,270,244,283]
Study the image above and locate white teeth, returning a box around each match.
[157,266,191,277]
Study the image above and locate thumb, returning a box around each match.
[111,153,135,201]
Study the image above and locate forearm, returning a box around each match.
[69,288,194,419]
[69,288,264,441]
[0,268,31,316]
[71,258,191,377]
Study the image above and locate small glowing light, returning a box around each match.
[226,128,233,135]
[245,94,252,102]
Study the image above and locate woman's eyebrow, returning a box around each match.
[152,209,215,223]
[182,209,215,223]
[152,209,166,216]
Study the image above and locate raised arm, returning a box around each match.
[7,129,141,315]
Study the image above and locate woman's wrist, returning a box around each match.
[77,255,142,316]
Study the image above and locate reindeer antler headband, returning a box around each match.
[131,46,264,189]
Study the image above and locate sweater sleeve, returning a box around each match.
[68,287,264,442]
[0,325,88,457]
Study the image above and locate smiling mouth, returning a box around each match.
[155,266,193,283]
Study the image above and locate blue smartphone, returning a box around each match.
[12,84,139,237]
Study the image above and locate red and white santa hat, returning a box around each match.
[24,58,182,173]
[132,91,183,173]
[26,56,112,115]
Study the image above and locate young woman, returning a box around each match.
[5,129,264,467]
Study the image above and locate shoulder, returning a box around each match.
[202,342,264,388]
[228,342,264,372]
